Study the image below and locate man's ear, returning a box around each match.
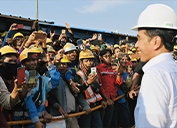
[99,56,103,62]
[153,36,163,50]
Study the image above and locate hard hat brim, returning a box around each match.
[132,25,177,31]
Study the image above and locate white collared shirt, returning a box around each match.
[135,53,177,128]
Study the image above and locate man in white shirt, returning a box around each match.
[132,4,177,128]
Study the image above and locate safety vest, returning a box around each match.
[77,70,102,104]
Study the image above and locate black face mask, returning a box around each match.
[1,62,17,79]
[36,61,48,75]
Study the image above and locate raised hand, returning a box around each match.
[9,23,18,31]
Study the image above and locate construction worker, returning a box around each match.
[114,44,121,59]
[46,38,53,47]
[0,46,32,127]
[96,49,123,128]
[13,32,25,52]
[132,4,177,127]
[48,54,91,128]
[90,45,100,66]
[12,46,60,128]
[1,31,7,42]
[63,42,81,94]
[3,23,23,48]
[47,46,56,61]
[72,49,107,128]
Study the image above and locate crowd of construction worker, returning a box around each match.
[1,3,177,128]
[0,21,142,128]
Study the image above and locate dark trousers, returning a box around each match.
[79,109,102,128]
[111,101,130,128]
[100,105,114,128]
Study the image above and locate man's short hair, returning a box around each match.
[100,49,112,57]
[138,28,177,51]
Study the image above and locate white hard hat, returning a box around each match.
[63,43,76,53]
[132,4,177,31]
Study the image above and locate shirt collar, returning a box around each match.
[143,52,173,73]
[100,63,112,68]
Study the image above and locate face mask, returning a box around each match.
[36,61,48,75]
[1,62,17,79]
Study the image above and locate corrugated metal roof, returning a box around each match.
[38,22,136,38]
[0,13,54,24]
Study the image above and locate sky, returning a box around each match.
[0,0,177,36]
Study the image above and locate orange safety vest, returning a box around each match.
[77,70,102,104]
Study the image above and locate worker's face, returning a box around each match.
[48,52,55,61]
[4,55,17,64]
[24,59,37,70]
[102,52,112,65]
[114,48,121,59]
[58,63,68,74]
[135,30,154,62]
[132,61,138,70]
[120,56,128,67]
[66,50,77,62]
[82,58,94,70]
[15,36,24,46]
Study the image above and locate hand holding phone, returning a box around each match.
[29,70,36,88]
[98,33,102,39]
[62,29,66,34]
[91,67,97,75]
[17,67,25,87]
[34,33,46,40]
[17,24,24,29]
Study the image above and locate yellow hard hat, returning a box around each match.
[0,46,18,56]
[1,31,7,38]
[131,58,137,62]
[114,44,119,49]
[90,45,98,51]
[172,52,176,58]
[132,48,136,51]
[28,44,43,53]
[128,51,133,54]
[13,32,25,39]
[82,40,86,44]
[38,30,43,33]
[63,43,76,53]
[20,45,43,62]
[174,45,177,50]
[107,46,111,49]
[47,46,56,54]
[46,38,53,44]
[112,55,115,58]
[121,45,126,48]
[79,49,95,60]
[61,54,70,63]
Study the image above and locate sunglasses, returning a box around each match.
[15,37,24,41]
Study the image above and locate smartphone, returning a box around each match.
[113,59,120,66]
[77,39,83,46]
[29,70,36,84]
[17,24,24,29]
[28,53,38,60]
[98,33,102,39]
[17,67,25,86]
[62,29,66,34]
[34,33,46,40]
[91,67,97,75]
